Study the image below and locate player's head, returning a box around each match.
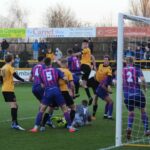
[125,56,134,65]
[44,57,51,66]
[61,59,68,68]
[82,100,88,107]
[82,39,89,49]
[47,48,52,53]
[38,56,44,62]
[67,49,73,56]
[103,55,110,66]
[5,54,14,64]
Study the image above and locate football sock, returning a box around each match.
[85,88,92,99]
[70,110,76,122]
[141,112,149,131]
[93,105,98,116]
[128,112,134,129]
[41,113,49,126]
[108,103,113,117]
[11,108,18,125]
[35,112,43,126]
[64,112,72,126]
[75,83,80,94]
[104,103,109,116]
[47,114,53,123]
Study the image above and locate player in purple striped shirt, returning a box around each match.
[30,58,78,133]
[67,49,81,97]
[30,56,45,102]
[123,57,150,139]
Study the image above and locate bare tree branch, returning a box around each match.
[44,4,81,27]
[129,0,150,26]
[0,0,28,28]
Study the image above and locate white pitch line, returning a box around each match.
[0,116,35,123]
[98,145,121,150]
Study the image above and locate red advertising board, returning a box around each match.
[96,27,150,37]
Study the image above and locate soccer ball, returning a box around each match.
[51,116,67,128]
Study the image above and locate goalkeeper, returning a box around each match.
[72,100,92,127]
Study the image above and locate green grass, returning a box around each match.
[0,84,149,150]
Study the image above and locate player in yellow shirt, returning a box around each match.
[46,48,55,62]
[74,39,96,105]
[0,54,25,130]
[58,59,76,122]
[92,55,113,120]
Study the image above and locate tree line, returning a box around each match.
[0,0,150,28]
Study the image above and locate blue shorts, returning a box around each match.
[96,85,109,100]
[124,89,146,111]
[32,84,44,102]
[42,87,65,106]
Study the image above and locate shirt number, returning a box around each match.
[46,71,52,81]
[76,61,80,68]
[35,68,39,77]
[127,71,133,83]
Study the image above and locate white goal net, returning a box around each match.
[116,13,150,148]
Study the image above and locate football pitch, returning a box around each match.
[0,84,149,150]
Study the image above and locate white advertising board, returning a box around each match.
[26,28,96,38]
[15,69,31,81]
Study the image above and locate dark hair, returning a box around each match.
[38,56,44,62]
[61,59,68,65]
[125,57,134,64]
[67,49,73,55]
[44,57,51,66]
[82,100,88,106]
[82,39,89,43]
[104,55,110,60]
[5,54,13,63]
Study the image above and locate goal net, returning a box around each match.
[116,13,150,148]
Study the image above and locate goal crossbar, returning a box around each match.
[123,13,150,24]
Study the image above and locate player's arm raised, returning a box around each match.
[55,59,62,67]
[73,52,81,57]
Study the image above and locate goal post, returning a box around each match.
[116,13,124,147]
[116,13,150,148]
